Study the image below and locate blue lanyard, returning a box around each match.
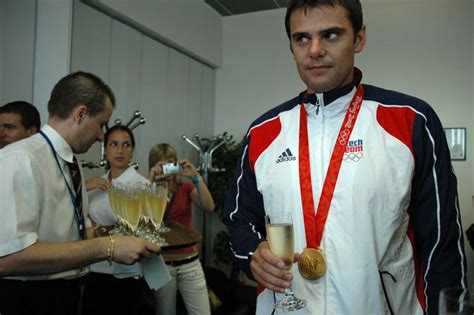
[39,131,85,239]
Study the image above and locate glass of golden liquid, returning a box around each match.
[108,183,126,234]
[146,181,168,246]
[265,212,307,311]
[135,182,150,237]
[122,185,141,235]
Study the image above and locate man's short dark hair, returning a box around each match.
[47,71,116,120]
[285,0,363,40]
[0,101,41,130]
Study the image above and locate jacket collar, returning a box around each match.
[300,67,362,106]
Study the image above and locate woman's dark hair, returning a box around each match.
[104,125,135,148]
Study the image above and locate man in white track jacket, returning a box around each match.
[223,1,468,314]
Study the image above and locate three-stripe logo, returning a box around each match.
[276,148,296,163]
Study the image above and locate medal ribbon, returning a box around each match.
[299,85,364,248]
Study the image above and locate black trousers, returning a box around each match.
[81,272,152,315]
[0,277,83,315]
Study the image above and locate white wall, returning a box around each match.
[0,0,73,124]
[33,0,73,123]
[215,0,473,284]
[71,0,216,175]
[0,0,36,105]
[215,8,300,139]
[86,0,223,68]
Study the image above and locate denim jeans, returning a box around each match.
[155,258,210,315]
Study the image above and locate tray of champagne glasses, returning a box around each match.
[105,182,202,250]
[94,220,202,250]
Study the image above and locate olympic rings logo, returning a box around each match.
[338,129,350,145]
[343,152,363,162]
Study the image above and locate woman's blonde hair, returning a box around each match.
[148,143,178,170]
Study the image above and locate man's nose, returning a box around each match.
[309,39,326,58]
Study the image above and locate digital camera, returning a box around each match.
[162,163,182,174]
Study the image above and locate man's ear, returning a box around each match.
[73,104,88,123]
[26,125,38,136]
[354,25,366,54]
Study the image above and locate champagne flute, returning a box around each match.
[123,185,141,235]
[108,183,125,234]
[135,182,150,237]
[265,211,307,311]
[147,181,168,245]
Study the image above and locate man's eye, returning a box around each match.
[109,142,117,147]
[324,31,339,40]
[296,36,310,44]
[123,143,131,148]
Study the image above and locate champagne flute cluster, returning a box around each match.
[108,181,169,245]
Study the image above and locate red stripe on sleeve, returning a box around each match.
[376,105,416,158]
[248,118,282,172]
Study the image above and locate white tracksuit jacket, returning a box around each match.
[223,68,467,315]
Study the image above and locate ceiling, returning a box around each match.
[204,0,288,16]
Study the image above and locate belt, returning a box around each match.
[165,255,199,267]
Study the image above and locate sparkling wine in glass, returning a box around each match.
[124,187,141,235]
[147,181,168,245]
[265,212,307,311]
[134,182,151,237]
[108,183,126,234]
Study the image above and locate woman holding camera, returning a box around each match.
[148,143,215,315]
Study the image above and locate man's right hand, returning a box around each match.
[111,236,161,265]
[250,241,294,293]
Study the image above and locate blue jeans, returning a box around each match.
[155,258,210,315]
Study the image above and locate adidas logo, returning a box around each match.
[276,148,296,163]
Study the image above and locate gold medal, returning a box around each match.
[298,248,326,280]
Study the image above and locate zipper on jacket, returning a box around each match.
[379,271,397,315]
[315,93,324,115]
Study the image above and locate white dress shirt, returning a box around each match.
[0,124,90,280]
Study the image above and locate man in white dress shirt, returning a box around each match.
[0,71,160,315]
